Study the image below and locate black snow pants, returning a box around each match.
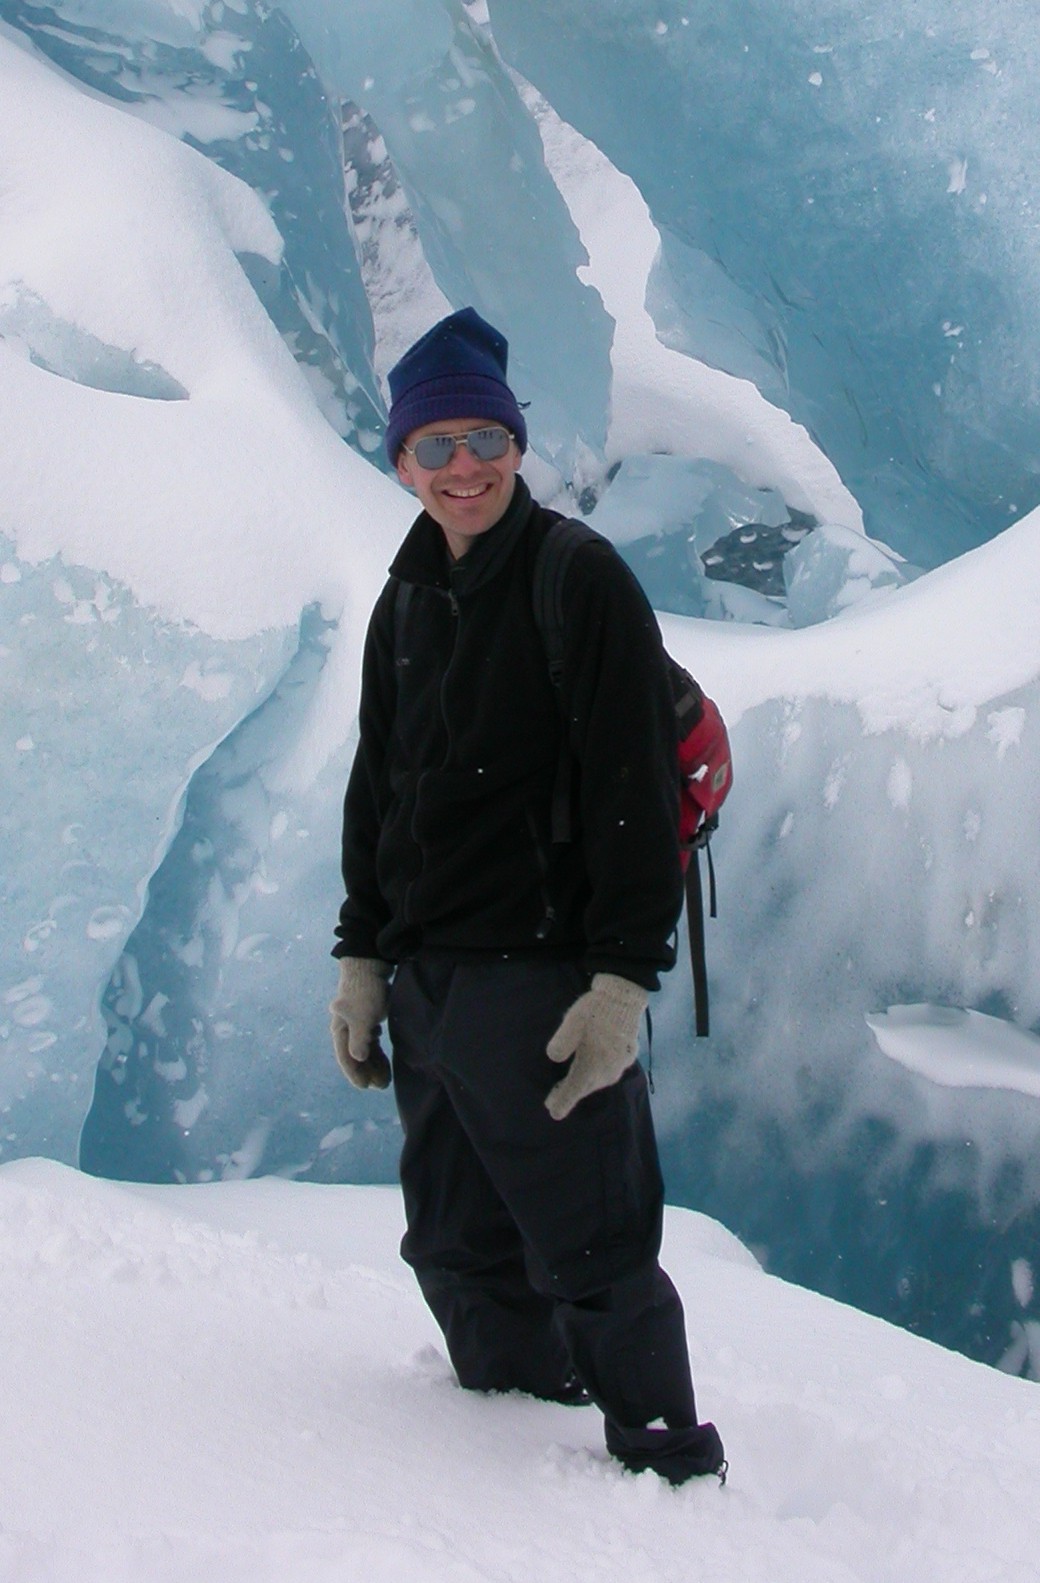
[387,953,725,1481]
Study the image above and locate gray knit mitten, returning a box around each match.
[329,957,393,1090]
[545,972,648,1121]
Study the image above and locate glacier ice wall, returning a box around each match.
[654,684,1040,1364]
[0,24,410,1168]
[77,605,400,1187]
[487,0,1040,566]
[3,2,1040,1374]
[3,0,385,449]
[277,0,614,483]
[652,509,1040,1366]
[0,536,290,1162]
[5,0,616,480]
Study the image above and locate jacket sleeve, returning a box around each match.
[560,540,683,991]
[332,581,398,961]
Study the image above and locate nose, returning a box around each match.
[443,438,484,474]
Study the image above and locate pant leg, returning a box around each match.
[389,955,573,1397]
[389,955,722,1477]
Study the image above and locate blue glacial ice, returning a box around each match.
[0,287,190,400]
[653,668,1040,1365]
[0,535,291,1163]
[783,522,921,627]
[487,0,1040,566]
[77,605,400,1187]
[2,0,1040,1376]
[279,0,613,482]
[587,454,808,623]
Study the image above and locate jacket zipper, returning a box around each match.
[526,808,557,940]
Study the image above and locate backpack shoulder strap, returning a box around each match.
[532,517,601,687]
[532,518,601,844]
[390,575,412,657]
[388,576,420,701]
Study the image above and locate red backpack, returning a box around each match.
[534,519,733,1036]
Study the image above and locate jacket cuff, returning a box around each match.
[584,952,662,994]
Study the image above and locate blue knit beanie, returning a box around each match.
[385,306,528,464]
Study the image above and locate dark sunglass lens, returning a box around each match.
[413,434,457,468]
[466,428,510,461]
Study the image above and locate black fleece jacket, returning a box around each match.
[334,477,683,991]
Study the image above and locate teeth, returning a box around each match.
[446,486,488,498]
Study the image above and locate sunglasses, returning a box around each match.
[401,426,514,470]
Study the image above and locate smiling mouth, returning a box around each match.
[443,483,493,499]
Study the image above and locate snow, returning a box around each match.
[0,26,282,405]
[0,20,410,685]
[868,1004,1040,1101]
[0,41,406,653]
[2,1156,1039,1582]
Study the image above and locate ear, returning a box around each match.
[396,451,416,490]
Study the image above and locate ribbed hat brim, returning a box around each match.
[386,373,527,464]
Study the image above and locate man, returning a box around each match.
[330,306,725,1486]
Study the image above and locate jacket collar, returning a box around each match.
[389,475,535,595]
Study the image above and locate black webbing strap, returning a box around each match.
[532,519,601,844]
[685,853,709,1037]
[392,576,413,658]
[684,814,718,1038]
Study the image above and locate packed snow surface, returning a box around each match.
[2,1158,1039,1583]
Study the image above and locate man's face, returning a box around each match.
[395,417,521,558]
